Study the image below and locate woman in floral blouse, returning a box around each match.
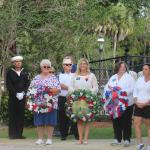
[27,59,60,145]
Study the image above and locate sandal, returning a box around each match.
[77,140,83,145]
[83,140,88,145]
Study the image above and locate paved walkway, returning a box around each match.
[0,138,149,150]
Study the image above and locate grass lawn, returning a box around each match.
[0,124,148,139]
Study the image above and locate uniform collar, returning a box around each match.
[11,68,24,76]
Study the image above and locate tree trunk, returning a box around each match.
[113,31,118,58]
[0,0,4,7]
[3,65,6,91]
[0,67,2,107]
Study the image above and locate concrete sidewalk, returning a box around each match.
[0,138,149,150]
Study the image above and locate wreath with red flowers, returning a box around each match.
[26,86,53,114]
[65,89,102,122]
[102,86,128,119]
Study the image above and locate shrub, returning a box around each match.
[0,92,9,125]
[0,92,33,127]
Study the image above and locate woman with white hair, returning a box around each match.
[27,59,60,145]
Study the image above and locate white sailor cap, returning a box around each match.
[62,58,72,64]
[11,56,23,62]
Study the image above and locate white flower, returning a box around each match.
[28,101,33,105]
[40,109,45,113]
[82,117,86,122]
[35,107,38,113]
[71,94,75,98]
[93,101,96,105]
[28,106,33,111]
[121,104,126,110]
[71,114,75,118]
[80,92,83,96]
[68,107,71,110]
[44,94,52,101]
[29,88,37,95]
[118,101,122,105]
[87,113,92,116]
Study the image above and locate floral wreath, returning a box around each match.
[26,86,53,114]
[65,89,102,122]
[102,86,128,119]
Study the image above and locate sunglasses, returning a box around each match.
[50,71,55,74]
[64,64,72,66]
[43,66,50,69]
[15,60,22,63]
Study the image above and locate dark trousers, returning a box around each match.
[8,96,25,138]
[58,96,78,139]
[112,105,134,142]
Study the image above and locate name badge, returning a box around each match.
[76,77,80,80]
[112,78,116,82]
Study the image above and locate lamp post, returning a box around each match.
[97,37,105,86]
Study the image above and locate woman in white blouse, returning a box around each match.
[70,58,98,144]
[104,61,135,147]
[133,63,150,150]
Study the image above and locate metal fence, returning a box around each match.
[89,55,150,95]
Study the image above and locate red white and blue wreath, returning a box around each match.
[65,89,102,122]
[102,86,128,119]
[26,85,53,114]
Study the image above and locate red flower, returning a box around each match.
[79,96,86,100]
[45,87,49,92]
[101,98,106,103]
[33,104,37,109]
[90,113,94,118]
[48,92,52,96]
[121,92,127,96]
[112,91,118,99]
[48,107,53,112]
[89,105,94,109]
[88,101,94,105]
[68,96,73,100]
[119,98,128,107]
[116,86,121,90]
[40,104,45,108]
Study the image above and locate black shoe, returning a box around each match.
[9,136,17,139]
[17,136,26,139]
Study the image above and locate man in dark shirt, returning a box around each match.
[6,56,30,139]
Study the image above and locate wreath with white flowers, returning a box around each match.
[102,86,128,119]
[65,89,102,122]
[26,86,53,114]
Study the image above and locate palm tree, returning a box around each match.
[96,3,134,57]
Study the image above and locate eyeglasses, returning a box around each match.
[43,66,50,69]
[64,64,72,66]
[50,71,55,74]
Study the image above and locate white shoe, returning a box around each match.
[35,139,44,145]
[147,146,150,150]
[124,140,130,147]
[136,144,144,150]
[45,139,52,145]
[111,139,121,146]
